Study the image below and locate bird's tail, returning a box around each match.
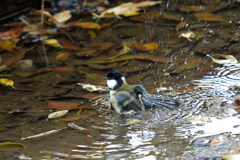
[142,94,180,110]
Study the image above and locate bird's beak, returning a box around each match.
[104,77,107,80]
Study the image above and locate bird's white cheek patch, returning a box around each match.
[107,79,117,89]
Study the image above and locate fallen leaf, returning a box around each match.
[126,119,141,124]
[186,115,209,124]
[46,110,69,121]
[223,154,240,160]
[47,101,80,111]
[96,1,162,18]
[123,11,140,17]
[77,83,108,91]
[201,0,222,6]
[58,42,81,50]
[0,78,15,88]
[0,39,16,51]
[0,142,27,150]
[176,21,187,30]
[180,31,195,41]
[53,10,71,23]
[22,24,40,32]
[179,6,206,12]
[107,44,131,60]
[52,68,77,73]
[16,68,52,77]
[207,54,238,65]
[133,55,171,63]
[72,22,101,30]
[0,48,27,68]
[144,42,159,51]
[194,13,223,21]
[135,42,148,51]
[85,73,106,86]
[210,134,228,147]
[75,42,114,57]
[56,52,71,60]
[82,93,101,99]
[44,39,62,48]
[87,63,117,70]
[85,29,96,38]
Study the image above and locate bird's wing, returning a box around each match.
[115,91,142,112]
[133,85,180,110]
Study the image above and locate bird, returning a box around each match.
[105,70,180,114]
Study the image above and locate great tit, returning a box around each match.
[105,70,180,114]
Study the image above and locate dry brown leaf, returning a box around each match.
[72,22,101,30]
[194,13,223,21]
[176,21,187,30]
[56,52,71,61]
[201,0,222,6]
[47,101,80,111]
[133,55,171,63]
[52,68,77,73]
[82,93,101,99]
[85,73,106,86]
[58,42,81,50]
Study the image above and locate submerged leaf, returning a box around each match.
[85,73,106,86]
[48,101,79,111]
[194,13,223,21]
[207,54,238,65]
[56,52,71,60]
[176,21,187,30]
[46,110,69,121]
[72,22,101,30]
[0,142,27,150]
[179,6,206,12]
[126,120,141,124]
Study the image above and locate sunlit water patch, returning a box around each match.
[193,64,240,91]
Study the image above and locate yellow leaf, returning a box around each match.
[0,78,15,88]
[123,11,140,17]
[0,142,27,150]
[72,22,101,30]
[144,42,159,51]
[86,29,96,38]
[1,40,16,51]
[44,39,62,48]
[176,20,187,30]
[53,10,72,23]
[56,52,71,60]
[126,119,141,124]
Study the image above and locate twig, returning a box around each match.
[40,0,49,67]
[21,127,67,141]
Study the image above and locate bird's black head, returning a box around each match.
[106,70,123,81]
[105,71,126,90]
